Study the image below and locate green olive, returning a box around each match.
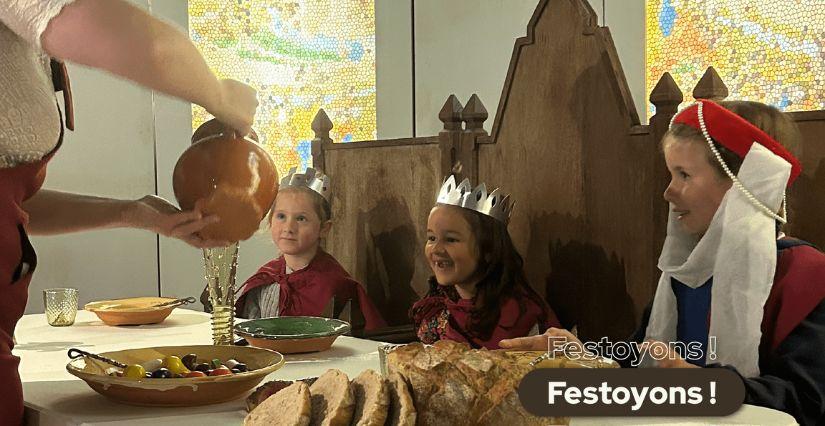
[161,356,190,375]
[123,364,146,379]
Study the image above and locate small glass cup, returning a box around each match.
[43,288,78,326]
[378,343,404,376]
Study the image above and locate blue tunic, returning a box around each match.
[671,278,712,366]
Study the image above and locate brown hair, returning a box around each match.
[267,186,332,224]
[414,206,553,342]
[663,100,802,181]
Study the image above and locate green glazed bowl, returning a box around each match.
[235,316,351,354]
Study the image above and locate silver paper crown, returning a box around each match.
[436,175,513,224]
[280,167,331,201]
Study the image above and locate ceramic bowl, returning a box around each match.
[235,316,351,354]
[66,345,284,407]
[85,297,182,326]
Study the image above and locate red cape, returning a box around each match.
[235,250,387,330]
[761,242,825,353]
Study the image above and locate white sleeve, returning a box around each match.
[0,0,79,49]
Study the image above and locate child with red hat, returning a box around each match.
[501,100,825,425]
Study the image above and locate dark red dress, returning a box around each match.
[412,286,561,350]
[0,128,61,424]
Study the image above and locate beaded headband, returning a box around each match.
[669,100,801,223]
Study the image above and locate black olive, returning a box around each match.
[234,363,248,372]
[231,368,241,374]
[181,354,198,370]
[151,368,172,378]
[194,363,211,373]
[145,372,152,378]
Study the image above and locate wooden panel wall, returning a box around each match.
[314,134,442,326]
[313,0,825,340]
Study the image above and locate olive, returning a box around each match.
[225,359,239,369]
[123,364,147,379]
[194,363,211,373]
[231,368,241,374]
[161,356,190,375]
[181,353,198,370]
[234,363,248,372]
[151,368,172,378]
[145,372,152,378]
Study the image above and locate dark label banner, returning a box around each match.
[518,368,744,417]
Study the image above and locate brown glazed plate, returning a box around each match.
[66,345,285,407]
[84,297,181,326]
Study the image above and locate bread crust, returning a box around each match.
[388,341,566,425]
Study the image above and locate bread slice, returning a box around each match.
[309,369,355,426]
[244,381,311,426]
[386,372,417,426]
[350,369,390,426]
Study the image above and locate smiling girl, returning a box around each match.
[410,176,560,349]
[234,168,386,330]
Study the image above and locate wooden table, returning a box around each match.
[15,310,383,426]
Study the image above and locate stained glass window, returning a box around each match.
[646,1,825,118]
[189,0,376,176]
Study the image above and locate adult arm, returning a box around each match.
[22,190,228,248]
[40,0,256,133]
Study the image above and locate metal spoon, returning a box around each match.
[68,348,127,368]
[151,296,196,309]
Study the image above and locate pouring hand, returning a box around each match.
[127,195,230,249]
[205,79,258,136]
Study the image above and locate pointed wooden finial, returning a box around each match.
[462,94,488,134]
[311,108,333,139]
[439,95,464,132]
[692,66,728,101]
[649,72,683,118]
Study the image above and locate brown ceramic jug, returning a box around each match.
[173,119,278,242]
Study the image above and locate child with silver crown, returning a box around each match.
[501,100,825,426]
[410,175,561,349]
[234,167,386,330]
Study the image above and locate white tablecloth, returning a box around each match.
[15,310,383,426]
[14,310,798,426]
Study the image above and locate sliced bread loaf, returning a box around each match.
[309,369,355,426]
[244,381,311,426]
[386,372,417,426]
[351,369,390,426]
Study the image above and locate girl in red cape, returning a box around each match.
[411,176,560,349]
[235,168,386,330]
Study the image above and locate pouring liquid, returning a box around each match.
[203,243,239,345]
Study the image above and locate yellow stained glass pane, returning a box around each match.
[646,1,824,118]
[189,0,376,176]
